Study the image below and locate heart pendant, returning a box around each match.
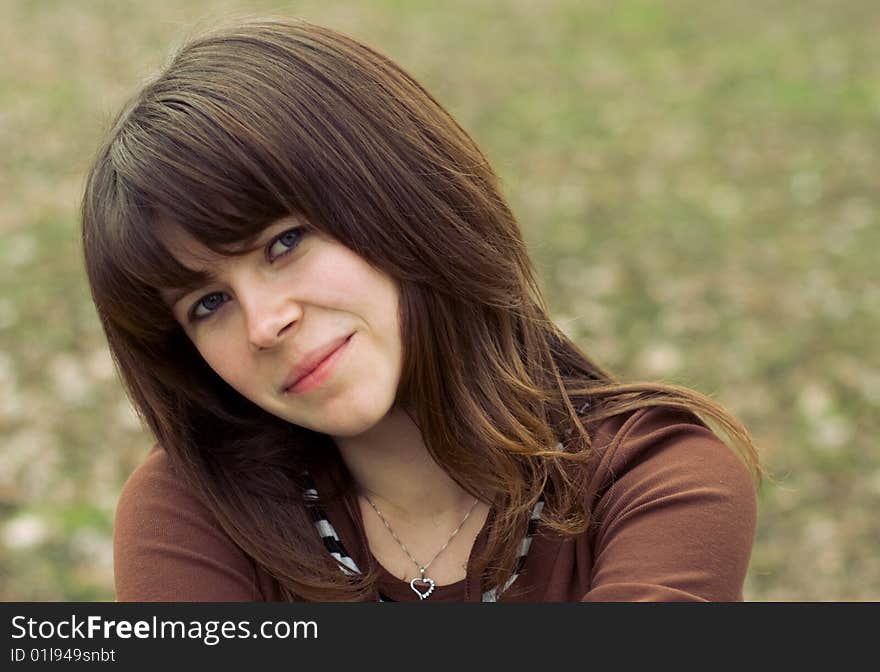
[409,576,436,600]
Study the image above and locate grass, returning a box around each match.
[1,0,878,600]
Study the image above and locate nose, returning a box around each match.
[239,280,301,351]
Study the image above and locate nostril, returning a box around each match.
[277,320,296,340]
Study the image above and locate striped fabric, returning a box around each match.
[481,499,543,602]
[302,474,543,602]
[303,484,360,576]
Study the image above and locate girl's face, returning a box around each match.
[160,216,403,438]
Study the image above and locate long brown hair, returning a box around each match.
[81,18,761,601]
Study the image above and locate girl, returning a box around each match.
[81,18,760,602]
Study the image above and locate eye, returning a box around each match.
[189,291,229,321]
[266,227,305,262]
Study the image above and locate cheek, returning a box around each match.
[191,330,251,390]
[314,251,401,340]
[324,257,403,403]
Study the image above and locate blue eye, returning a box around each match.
[190,292,228,320]
[267,227,305,261]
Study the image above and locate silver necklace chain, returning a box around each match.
[362,493,480,600]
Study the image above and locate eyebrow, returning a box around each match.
[162,286,192,308]
[160,273,219,310]
[158,240,264,310]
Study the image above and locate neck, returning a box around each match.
[331,405,477,523]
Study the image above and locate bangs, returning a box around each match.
[85,20,412,300]
[83,17,520,343]
[97,102,300,296]
[85,84,347,312]
[81,97,307,342]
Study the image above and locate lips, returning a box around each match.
[281,334,352,393]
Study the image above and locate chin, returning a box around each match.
[321,394,396,438]
[320,412,386,438]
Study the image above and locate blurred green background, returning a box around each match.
[1,0,877,601]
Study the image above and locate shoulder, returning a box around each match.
[579,405,758,600]
[117,446,187,506]
[115,446,206,540]
[113,446,264,601]
[586,405,756,510]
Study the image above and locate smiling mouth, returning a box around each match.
[283,334,353,395]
